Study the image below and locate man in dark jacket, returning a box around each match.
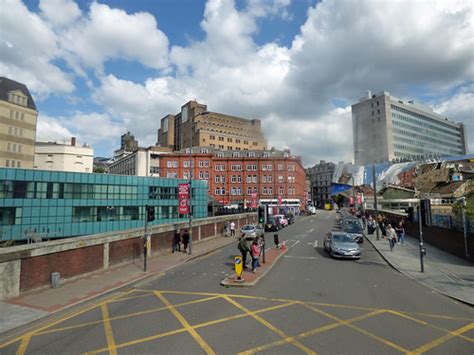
[172,229,181,253]
[182,229,190,253]
[238,235,250,269]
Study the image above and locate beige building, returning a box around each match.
[108,146,173,177]
[34,138,94,173]
[157,100,267,152]
[0,77,38,169]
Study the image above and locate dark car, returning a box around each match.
[343,223,364,243]
[265,215,281,232]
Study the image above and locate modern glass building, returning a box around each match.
[0,168,208,242]
[352,91,468,165]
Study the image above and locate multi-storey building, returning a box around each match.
[114,131,139,160]
[308,160,336,208]
[0,167,208,241]
[0,77,38,169]
[34,138,94,173]
[110,147,306,213]
[157,100,267,152]
[352,91,468,165]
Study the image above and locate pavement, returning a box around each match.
[0,235,236,334]
[365,230,474,306]
[1,212,473,354]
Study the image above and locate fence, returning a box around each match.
[431,214,474,235]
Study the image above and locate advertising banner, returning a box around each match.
[278,195,282,206]
[178,183,189,214]
[251,192,258,208]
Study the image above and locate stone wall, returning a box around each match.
[0,213,256,300]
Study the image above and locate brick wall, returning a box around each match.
[200,224,215,239]
[109,238,142,266]
[151,230,174,254]
[20,245,103,291]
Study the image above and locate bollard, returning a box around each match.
[274,233,279,248]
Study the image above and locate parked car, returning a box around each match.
[240,224,257,240]
[264,216,281,232]
[342,223,364,243]
[324,232,361,259]
[274,214,288,227]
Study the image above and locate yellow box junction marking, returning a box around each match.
[100,303,117,355]
[154,291,216,355]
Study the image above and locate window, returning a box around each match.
[267,175,273,182]
[279,186,284,194]
[236,139,241,143]
[218,136,224,141]
[247,187,253,194]
[219,145,224,149]
[221,176,226,183]
[237,175,242,183]
[227,138,232,142]
[278,175,283,183]
[183,161,189,168]
[268,187,273,195]
[201,148,209,154]
[215,176,220,183]
[244,140,249,145]
[278,164,284,171]
[232,152,240,157]
[288,164,295,172]
[231,175,236,183]
[252,175,257,183]
[262,175,267,183]
[248,152,255,157]
[210,135,215,140]
[216,152,224,157]
[215,188,220,195]
[252,142,258,146]
[263,152,269,158]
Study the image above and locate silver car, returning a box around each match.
[240,224,264,240]
[324,232,361,259]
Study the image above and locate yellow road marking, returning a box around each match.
[387,310,427,325]
[154,292,216,355]
[240,309,385,354]
[0,290,130,350]
[304,305,409,353]
[37,295,221,336]
[222,296,316,355]
[88,301,297,354]
[15,334,31,355]
[407,322,474,355]
[100,304,117,355]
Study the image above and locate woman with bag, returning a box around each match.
[251,238,261,274]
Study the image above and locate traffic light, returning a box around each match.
[258,205,266,224]
[146,205,155,222]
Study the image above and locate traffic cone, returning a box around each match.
[281,241,287,251]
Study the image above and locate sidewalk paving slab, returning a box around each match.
[365,232,474,306]
[0,236,235,335]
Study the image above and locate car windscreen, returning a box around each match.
[332,234,353,243]
[241,225,255,230]
[344,225,362,233]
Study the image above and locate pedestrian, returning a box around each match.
[395,221,405,245]
[230,221,236,237]
[380,215,387,239]
[224,221,230,237]
[387,224,397,251]
[238,234,250,269]
[182,229,190,253]
[367,216,375,235]
[251,238,261,273]
[172,229,181,253]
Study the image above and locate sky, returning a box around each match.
[1,0,473,167]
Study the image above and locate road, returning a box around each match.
[1,211,473,354]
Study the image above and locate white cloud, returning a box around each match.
[0,0,74,96]
[36,114,74,142]
[39,0,81,27]
[60,2,169,73]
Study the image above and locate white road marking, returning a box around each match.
[283,255,318,260]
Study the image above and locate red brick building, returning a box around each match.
[111,147,306,213]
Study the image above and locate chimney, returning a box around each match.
[71,137,76,146]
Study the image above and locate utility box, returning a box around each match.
[51,272,61,288]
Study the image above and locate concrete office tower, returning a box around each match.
[0,77,38,169]
[352,91,468,165]
[157,100,267,152]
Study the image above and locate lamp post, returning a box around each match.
[418,200,425,272]
[457,197,469,258]
[188,120,193,255]
[371,164,380,241]
[351,176,357,211]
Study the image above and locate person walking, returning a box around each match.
[387,224,397,251]
[172,229,181,253]
[182,229,190,253]
[395,221,405,245]
[224,221,230,237]
[230,221,236,237]
[251,238,261,273]
[238,235,250,269]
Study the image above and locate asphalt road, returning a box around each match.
[1,211,473,354]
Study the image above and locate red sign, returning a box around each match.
[357,192,362,205]
[219,198,229,205]
[278,195,282,206]
[250,192,258,208]
[178,183,189,214]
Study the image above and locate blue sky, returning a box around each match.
[1,0,473,166]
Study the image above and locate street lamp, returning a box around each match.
[456,197,469,258]
[371,164,380,241]
[188,119,193,255]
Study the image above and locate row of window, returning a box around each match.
[6,142,23,153]
[5,160,21,168]
[392,114,461,144]
[8,126,24,137]
[392,125,461,150]
[391,106,460,136]
[209,135,259,146]
[214,186,296,196]
[9,93,28,106]
[393,136,461,155]
[9,110,25,121]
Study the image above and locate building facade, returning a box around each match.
[0,168,208,241]
[110,147,306,213]
[114,131,139,160]
[0,77,38,169]
[352,91,468,165]
[308,160,336,208]
[34,138,94,173]
[157,100,267,152]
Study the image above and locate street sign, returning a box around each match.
[178,183,189,214]
[234,255,243,280]
[251,192,258,208]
